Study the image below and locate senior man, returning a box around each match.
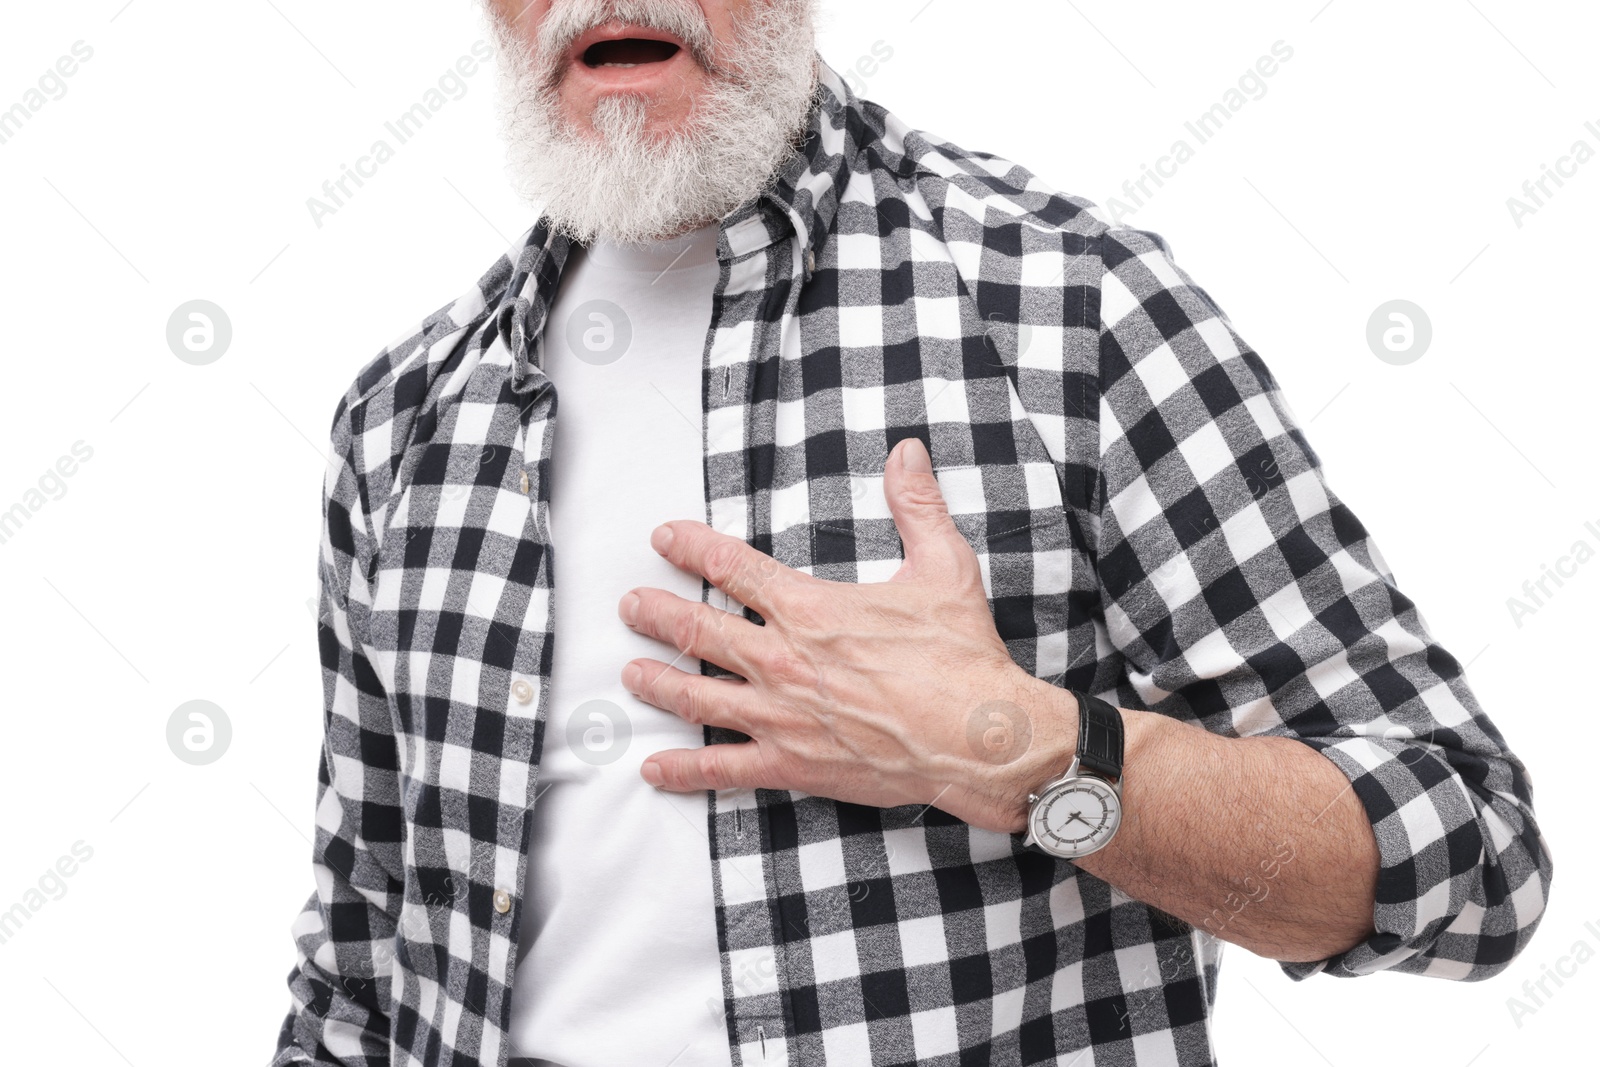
[271,1,1553,1065]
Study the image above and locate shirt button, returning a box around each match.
[519,470,531,495]
[493,889,512,915]
[511,679,534,705]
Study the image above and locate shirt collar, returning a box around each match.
[719,55,858,269]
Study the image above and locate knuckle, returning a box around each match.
[765,648,819,690]
[672,607,707,657]
[704,541,743,585]
[699,748,732,791]
[749,556,781,599]
[679,680,714,726]
[905,484,949,511]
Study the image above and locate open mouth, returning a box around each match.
[581,38,682,69]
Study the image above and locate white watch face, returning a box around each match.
[1029,777,1121,858]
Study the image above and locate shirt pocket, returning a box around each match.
[767,449,1081,681]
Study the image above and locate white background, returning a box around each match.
[0,1,1594,1064]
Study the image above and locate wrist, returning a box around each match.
[969,673,1080,835]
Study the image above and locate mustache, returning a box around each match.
[532,0,723,81]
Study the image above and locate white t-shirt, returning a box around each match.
[507,222,734,1067]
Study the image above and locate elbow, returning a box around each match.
[1406,815,1555,982]
[1462,830,1556,981]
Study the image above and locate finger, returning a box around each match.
[651,520,799,617]
[641,740,776,793]
[622,658,762,732]
[883,436,978,581]
[620,587,771,677]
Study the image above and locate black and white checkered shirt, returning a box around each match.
[272,57,1552,1067]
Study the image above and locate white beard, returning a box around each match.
[484,0,819,245]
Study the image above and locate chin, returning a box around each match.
[574,94,693,144]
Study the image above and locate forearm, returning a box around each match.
[993,679,1380,963]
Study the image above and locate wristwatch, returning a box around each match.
[1023,691,1125,859]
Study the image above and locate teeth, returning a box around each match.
[600,62,639,68]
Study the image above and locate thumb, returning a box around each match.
[884,437,971,580]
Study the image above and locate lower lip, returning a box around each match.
[567,45,690,90]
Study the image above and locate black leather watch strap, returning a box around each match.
[1072,691,1124,781]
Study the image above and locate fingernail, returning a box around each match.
[619,592,640,625]
[651,524,674,554]
[641,761,664,787]
[621,661,641,692]
[899,437,932,474]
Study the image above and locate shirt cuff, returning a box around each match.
[1278,734,1483,980]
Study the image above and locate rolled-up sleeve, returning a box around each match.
[1089,225,1553,981]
